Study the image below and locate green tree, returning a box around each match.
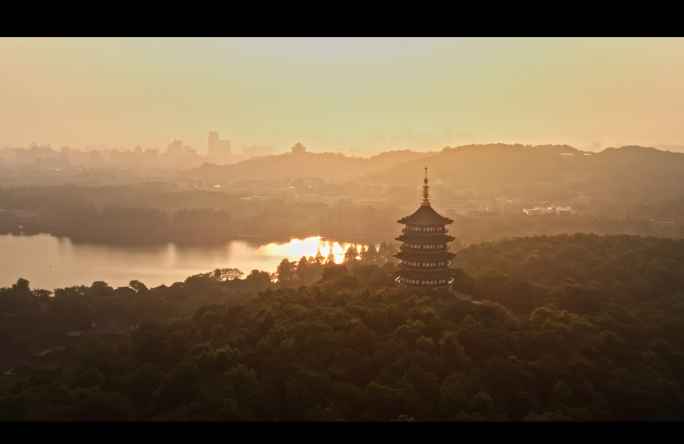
[77,332,129,379]
[439,331,469,369]
[129,280,149,293]
[90,281,114,296]
[344,244,359,263]
[73,389,136,421]
[275,259,296,284]
[109,363,166,416]
[33,289,52,302]
[245,270,272,288]
[149,362,202,415]
[12,278,31,293]
[213,268,244,282]
[358,245,369,262]
[365,244,379,263]
[313,248,325,265]
[296,256,310,282]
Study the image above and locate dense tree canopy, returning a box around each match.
[1,234,683,421]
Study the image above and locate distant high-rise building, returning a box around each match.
[219,140,231,156]
[208,131,219,156]
[167,139,183,156]
[208,131,231,161]
[143,149,159,163]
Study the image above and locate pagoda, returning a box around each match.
[291,142,306,155]
[394,168,455,289]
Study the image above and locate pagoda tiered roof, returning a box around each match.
[397,205,453,226]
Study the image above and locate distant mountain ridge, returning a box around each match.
[373,144,684,194]
[183,150,438,180]
[372,144,577,187]
[184,144,684,200]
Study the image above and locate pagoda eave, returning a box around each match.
[395,269,452,277]
[396,234,455,243]
[397,204,453,226]
[394,251,456,261]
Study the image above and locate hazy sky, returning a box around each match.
[2,38,684,150]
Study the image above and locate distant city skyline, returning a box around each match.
[6,128,677,155]
[5,128,683,155]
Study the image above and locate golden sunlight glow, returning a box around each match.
[2,38,684,148]
[254,237,361,264]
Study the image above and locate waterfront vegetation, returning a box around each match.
[2,191,684,244]
[1,234,683,421]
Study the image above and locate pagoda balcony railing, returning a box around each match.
[403,227,449,234]
[400,245,450,252]
[395,276,455,287]
[402,228,449,235]
[398,262,451,270]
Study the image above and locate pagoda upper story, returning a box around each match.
[291,142,306,155]
[394,168,455,289]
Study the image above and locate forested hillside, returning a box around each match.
[375,144,684,201]
[1,234,683,421]
[186,150,437,180]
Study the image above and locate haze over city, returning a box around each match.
[2,38,684,152]
[2,37,684,422]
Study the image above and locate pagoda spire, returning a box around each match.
[421,167,431,206]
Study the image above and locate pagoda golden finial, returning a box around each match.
[421,167,431,206]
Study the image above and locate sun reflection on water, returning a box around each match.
[0,234,388,290]
[253,236,354,263]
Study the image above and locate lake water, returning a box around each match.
[0,234,372,291]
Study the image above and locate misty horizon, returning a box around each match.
[2,37,684,423]
[2,38,684,149]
